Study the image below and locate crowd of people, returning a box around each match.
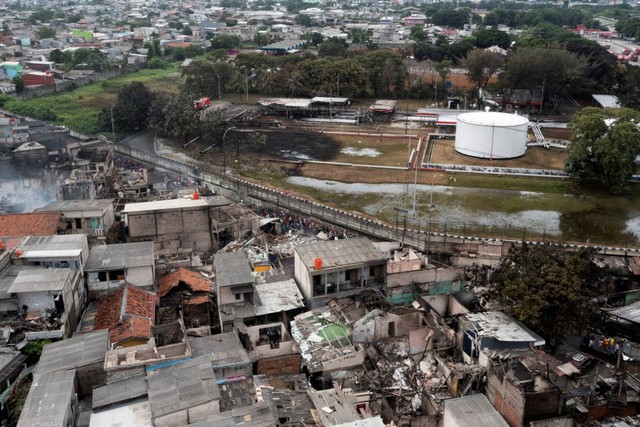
[252,205,352,239]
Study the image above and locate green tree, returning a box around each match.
[159,93,199,143]
[319,38,348,57]
[355,50,406,97]
[37,26,56,39]
[112,82,155,133]
[148,57,169,69]
[434,59,452,100]
[182,26,193,35]
[294,14,313,27]
[502,46,591,103]
[210,34,241,49]
[565,107,640,194]
[143,38,162,59]
[473,28,510,49]
[615,65,640,109]
[182,58,235,97]
[462,49,502,90]
[409,26,427,43]
[493,244,601,346]
[431,8,471,29]
[49,48,71,64]
[12,76,25,93]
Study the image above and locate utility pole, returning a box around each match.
[245,72,249,102]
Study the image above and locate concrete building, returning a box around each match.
[11,142,48,176]
[123,197,259,254]
[12,234,89,275]
[37,199,115,238]
[85,242,156,298]
[214,251,255,332]
[34,330,109,398]
[238,321,301,375]
[293,237,387,308]
[484,351,562,427]
[8,267,84,339]
[457,311,545,366]
[383,246,465,304]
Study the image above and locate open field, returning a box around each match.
[3,65,182,135]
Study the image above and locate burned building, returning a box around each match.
[123,196,260,260]
[158,267,214,333]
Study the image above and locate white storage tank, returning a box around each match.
[454,111,529,159]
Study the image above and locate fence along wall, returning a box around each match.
[114,145,640,257]
[18,65,145,100]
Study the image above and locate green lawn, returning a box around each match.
[2,65,182,135]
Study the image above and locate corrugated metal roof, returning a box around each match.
[464,311,545,346]
[17,369,76,427]
[285,99,313,108]
[89,400,152,427]
[254,279,304,316]
[8,268,72,293]
[188,332,251,367]
[86,242,154,270]
[214,252,254,288]
[608,300,640,324]
[311,96,350,104]
[592,94,620,108]
[35,330,109,376]
[123,198,209,213]
[38,199,114,212]
[92,375,148,410]
[444,394,509,427]
[294,237,386,270]
[146,355,220,420]
[188,402,276,427]
[17,234,87,252]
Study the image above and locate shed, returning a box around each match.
[146,355,221,426]
[443,394,509,427]
[17,369,77,427]
[35,329,109,397]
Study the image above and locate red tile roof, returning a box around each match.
[94,284,156,345]
[158,268,212,297]
[0,213,61,237]
[184,295,211,305]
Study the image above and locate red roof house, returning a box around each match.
[0,212,62,238]
[94,284,156,347]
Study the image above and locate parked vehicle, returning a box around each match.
[193,97,211,111]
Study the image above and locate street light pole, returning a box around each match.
[222,126,236,176]
[110,103,116,144]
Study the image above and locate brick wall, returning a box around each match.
[255,354,301,375]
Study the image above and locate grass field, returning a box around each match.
[3,65,182,135]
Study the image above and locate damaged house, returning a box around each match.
[7,267,84,339]
[122,196,260,261]
[158,267,214,334]
[94,283,156,348]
